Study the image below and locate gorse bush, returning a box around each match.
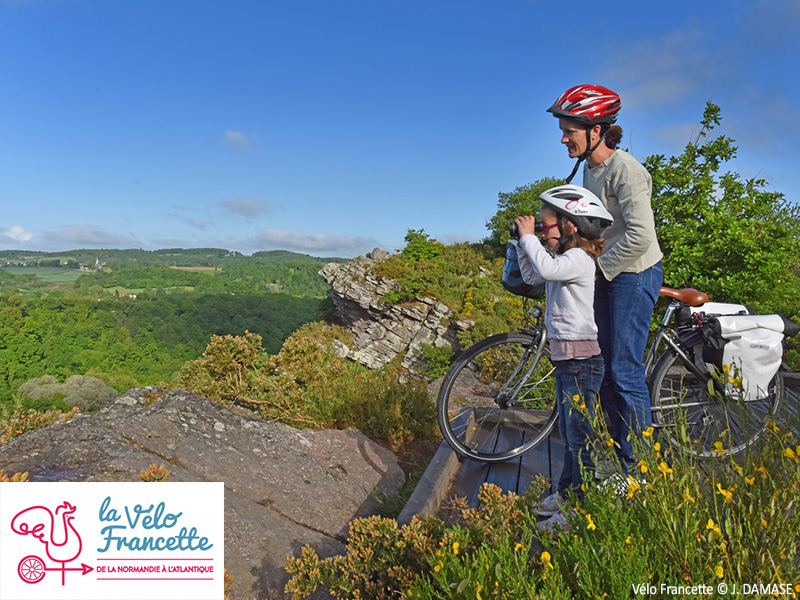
[178,324,438,453]
[285,403,800,599]
[0,398,80,445]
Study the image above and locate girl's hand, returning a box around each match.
[515,215,538,236]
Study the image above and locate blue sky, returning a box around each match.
[1,0,798,257]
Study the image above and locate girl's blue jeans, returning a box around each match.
[555,354,604,498]
[594,262,663,472]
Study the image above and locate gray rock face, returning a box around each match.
[320,249,473,375]
[0,388,405,599]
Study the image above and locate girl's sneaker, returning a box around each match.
[536,509,572,532]
[533,492,564,517]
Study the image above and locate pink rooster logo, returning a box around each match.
[11,501,94,585]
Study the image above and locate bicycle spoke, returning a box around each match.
[650,346,782,457]
[438,332,557,462]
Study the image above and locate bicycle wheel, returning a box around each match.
[437,331,557,462]
[650,347,782,458]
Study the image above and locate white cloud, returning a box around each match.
[43,225,143,248]
[598,23,722,112]
[241,229,381,257]
[223,129,250,149]
[218,197,277,217]
[2,225,34,242]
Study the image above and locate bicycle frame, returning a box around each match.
[499,325,549,409]
[644,300,709,383]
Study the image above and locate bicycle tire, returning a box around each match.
[650,347,782,458]
[437,331,557,462]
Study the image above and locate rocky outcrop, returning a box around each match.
[0,387,405,599]
[320,249,473,376]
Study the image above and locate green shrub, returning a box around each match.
[17,374,118,413]
[284,404,800,599]
[417,344,454,379]
[178,324,438,454]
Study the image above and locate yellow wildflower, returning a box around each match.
[642,427,654,437]
[606,438,615,448]
[683,488,695,503]
[539,551,554,569]
[452,542,460,555]
[658,462,673,477]
[627,477,641,499]
[476,582,484,600]
[768,420,779,434]
[515,543,524,552]
[625,536,632,545]
[707,519,722,536]
[638,460,648,474]
[713,441,725,454]
[717,483,734,504]
[715,565,724,579]
[585,514,596,531]
[784,447,797,460]
[761,517,768,530]
[722,364,731,374]
[745,476,755,485]
[434,562,442,572]
[653,442,661,454]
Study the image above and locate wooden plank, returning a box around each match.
[517,429,555,496]
[483,425,523,495]
[448,457,490,508]
[547,429,566,495]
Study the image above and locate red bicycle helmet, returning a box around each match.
[547,84,621,126]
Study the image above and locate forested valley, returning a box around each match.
[0,248,341,409]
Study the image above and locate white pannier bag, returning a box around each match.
[701,314,793,401]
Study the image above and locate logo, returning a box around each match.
[11,501,94,586]
[0,483,224,600]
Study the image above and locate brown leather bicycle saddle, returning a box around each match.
[659,287,709,307]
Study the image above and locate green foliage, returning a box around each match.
[17,375,118,413]
[179,325,438,453]
[645,103,800,317]
[417,344,454,379]
[402,229,444,263]
[371,241,527,348]
[484,177,563,247]
[285,412,800,599]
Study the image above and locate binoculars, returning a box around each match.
[509,220,545,239]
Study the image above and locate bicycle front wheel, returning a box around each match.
[437,332,557,462]
[650,347,782,458]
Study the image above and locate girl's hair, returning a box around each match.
[600,124,623,150]
[561,232,605,260]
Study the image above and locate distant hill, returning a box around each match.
[0,247,348,268]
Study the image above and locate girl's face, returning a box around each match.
[539,207,561,252]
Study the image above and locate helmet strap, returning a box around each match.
[564,129,602,184]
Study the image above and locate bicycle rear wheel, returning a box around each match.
[650,347,782,458]
[437,331,557,462]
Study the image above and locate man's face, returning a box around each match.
[558,118,588,158]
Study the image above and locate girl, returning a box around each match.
[547,84,663,474]
[514,184,612,529]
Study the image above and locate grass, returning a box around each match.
[1,266,83,283]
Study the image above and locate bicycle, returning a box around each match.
[437,286,793,462]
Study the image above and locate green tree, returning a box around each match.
[645,103,800,316]
[484,176,563,247]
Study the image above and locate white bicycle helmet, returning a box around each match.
[539,184,613,240]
